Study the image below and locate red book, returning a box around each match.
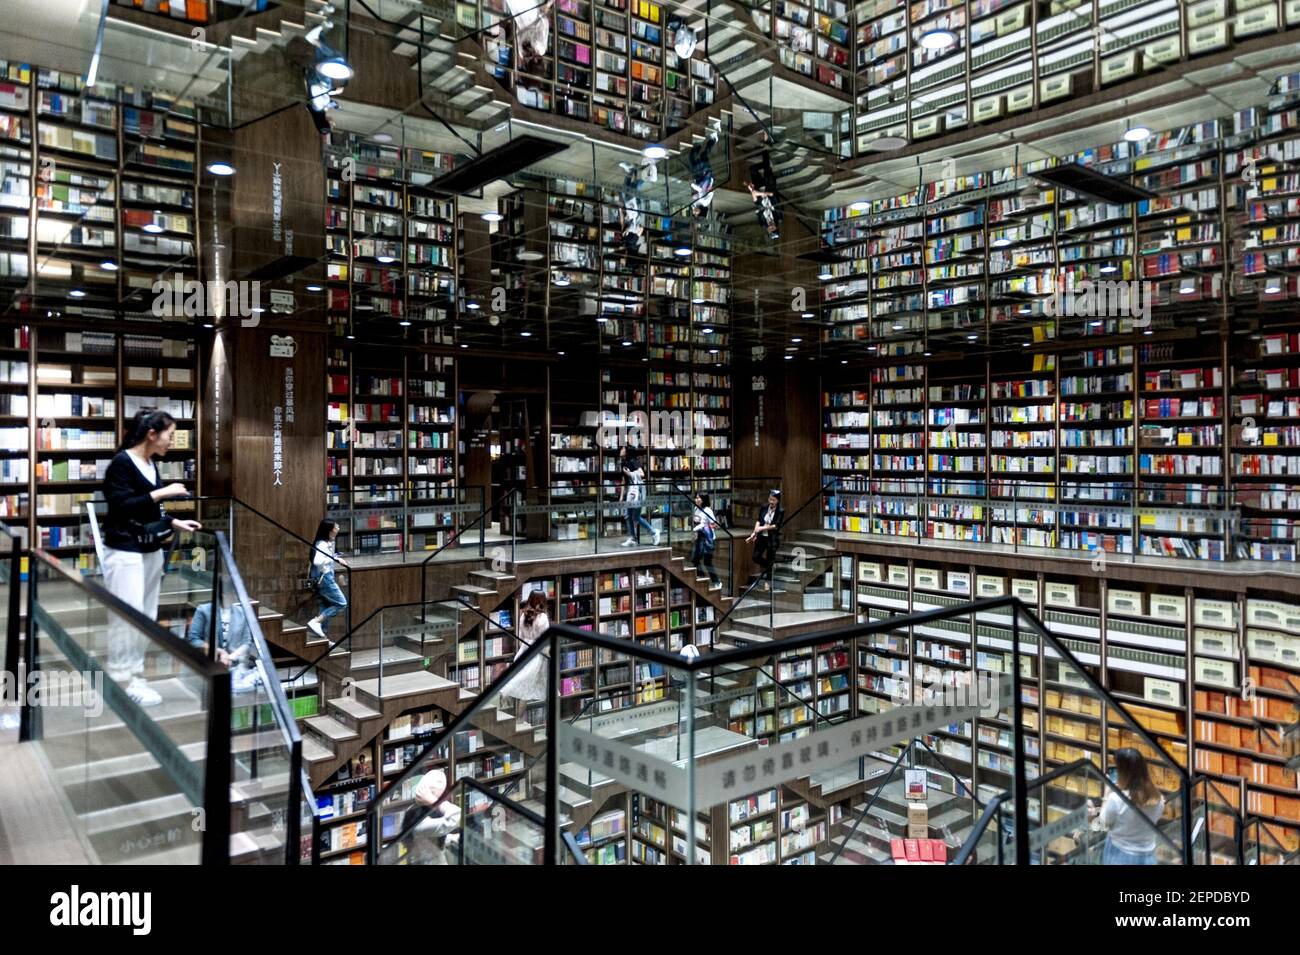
[890,838,906,861]
[904,839,921,863]
[918,840,933,862]
[931,840,948,863]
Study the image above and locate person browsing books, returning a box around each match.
[1087,747,1165,864]
[101,409,202,707]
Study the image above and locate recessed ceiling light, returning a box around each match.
[520,330,532,337]
[923,351,931,357]
[1143,328,1154,335]
[622,340,632,346]
[481,211,504,223]
[966,333,978,340]
[674,246,692,257]
[372,133,392,143]
[1019,305,1031,314]
[867,135,908,152]
[692,297,706,304]
[1124,125,1150,143]
[399,319,411,326]
[709,348,718,354]
[554,275,571,287]
[849,200,870,212]
[1022,341,1030,347]
[317,57,353,82]
[202,322,214,329]
[643,144,669,160]
[466,302,480,310]
[920,29,957,51]
[597,316,608,323]
[818,269,833,281]
[249,306,265,314]
[205,160,236,176]
[143,222,164,234]
[992,236,1012,248]
[1089,320,1102,328]
[801,311,814,318]
[99,260,118,271]
[68,289,86,298]
[784,354,794,360]
[517,250,543,262]
[346,333,356,340]
[460,343,468,348]
[1265,281,1282,294]
[1180,284,1195,294]
[558,350,565,356]
[891,323,903,331]
[640,357,648,362]
[307,284,323,292]
[701,326,713,334]
[867,344,877,351]
[376,255,396,264]
[791,337,802,343]
[1099,263,1118,274]
[840,359,847,364]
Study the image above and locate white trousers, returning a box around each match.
[102,547,164,683]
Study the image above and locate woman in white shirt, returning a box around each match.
[1090,747,1165,865]
[690,492,720,588]
[307,520,349,638]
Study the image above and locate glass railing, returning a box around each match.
[663,483,734,597]
[212,530,306,863]
[357,592,1211,865]
[24,546,232,863]
[0,519,23,736]
[1190,776,1243,867]
[1242,816,1300,866]
[1017,758,1182,865]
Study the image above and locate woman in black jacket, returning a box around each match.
[102,409,201,707]
[746,489,784,591]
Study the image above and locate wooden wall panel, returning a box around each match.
[230,325,326,540]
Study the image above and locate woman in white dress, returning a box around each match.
[499,591,551,716]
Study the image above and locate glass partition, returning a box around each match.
[26,547,231,863]
[0,520,22,735]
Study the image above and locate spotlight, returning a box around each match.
[867,135,907,151]
[205,160,235,176]
[920,29,957,51]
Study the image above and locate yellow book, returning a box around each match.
[1177,433,1193,446]
[1264,432,1279,447]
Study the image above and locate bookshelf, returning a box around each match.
[848,549,1300,856]
[456,0,715,139]
[325,348,458,556]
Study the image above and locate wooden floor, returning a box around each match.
[0,726,91,864]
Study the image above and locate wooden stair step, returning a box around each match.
[327,697,383,722]
[352,669,460,702]
[303,715,357,743]
[348,646,422,669]
[302,737,333,763]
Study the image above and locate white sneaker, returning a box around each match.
[652,529,661,546]
[307,619,325,638]
[621,538,635,547]
[125,678,162,708]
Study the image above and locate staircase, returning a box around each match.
[820,773,979,865]
[385,0,514,129]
